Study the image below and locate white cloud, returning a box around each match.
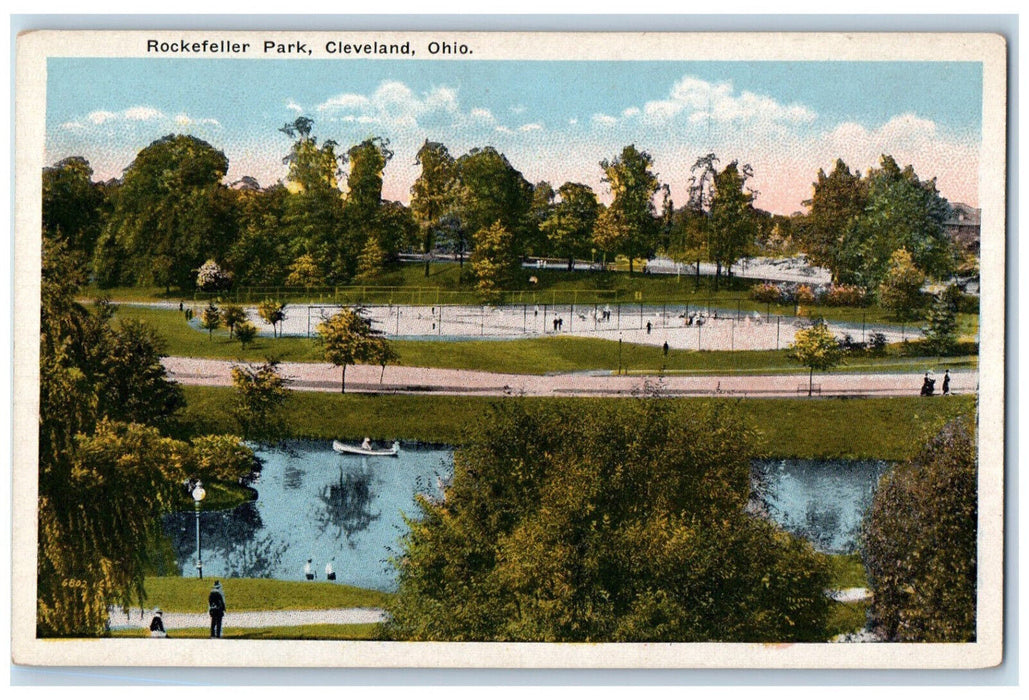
[124,106,163,122]
[518,123,543,132]
[591,113,617,127]
[87,110,118,125]
[60,120,84,130]
[286,99,303,113]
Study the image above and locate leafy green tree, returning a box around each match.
[278,117,351,283]
[789,320,845,396]
[369,334,400,384]
[410,140,459,277]
[38,240,254,636]
[190,434,261,486]
[220,303,247,339]
[599,145,660,274]
[200,301,222,338]
[542,182,599,270]
[42,156,108,259]
[877,248,926,321]
[922,290,959,356]
[235,319,258,349]
[526,180,556,258]
[801,159,868,283]
[96,134,234,290]
[343,137,394,278]
[226,184,291,286]
[862,418,977,642]
[455,147,533,265]
[257,299,287,338]
[385,400,831,642]
[471,222,519,304]
[317,307,389,393]
[285,254,323,288]
[854,155,954,288]
[230,360,290,442]
[709,161,757,289]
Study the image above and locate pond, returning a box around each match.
[751,458,891,553]
[163,443,890,591]
[163,442,452,592]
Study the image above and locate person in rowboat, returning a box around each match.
[361,437,372,450]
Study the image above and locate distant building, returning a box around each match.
[944,202,980,254]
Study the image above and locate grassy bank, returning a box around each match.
[139,576,390,612]
[178,386,975,461]
[116,305,976,376]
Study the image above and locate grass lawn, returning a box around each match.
[139,576,390,612]
[115,304,977,376]
[178,386,976,462]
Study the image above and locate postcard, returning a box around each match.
[13,29,1007,669]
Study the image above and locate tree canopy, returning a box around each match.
[599,145,660,273]
[862,417,977,642]
[385,400,832,642]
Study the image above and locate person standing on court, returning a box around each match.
[208,580,226,638]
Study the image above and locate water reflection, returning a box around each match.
[751,458,890,553]
[313,462,380,546]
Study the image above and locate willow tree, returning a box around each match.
[38,240,254,636]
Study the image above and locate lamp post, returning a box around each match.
[191,481,206,579]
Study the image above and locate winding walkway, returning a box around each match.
[162,357,977,399]
[109,607,385,631]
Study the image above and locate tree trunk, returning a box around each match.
[809,367,814,397]
[341,364,347,394]
[424,256,430,277]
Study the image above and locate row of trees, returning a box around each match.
[44,119,965,300]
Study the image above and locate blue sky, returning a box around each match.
[45,58,983,214]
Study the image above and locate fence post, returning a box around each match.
[776,316,780,350]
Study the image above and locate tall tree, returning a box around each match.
[278,117,350,283]
[542,182,599,271]
[226,184,291,287]
[38,240,252,636]
[855,155,954,287]
[471,222,519,304]
[599,145,660,274]
[410,141,458,277]
[42,156,108,261]
[709,160,757,289]
[802,159,868,283]
[862,418,977,642]
[343,137,394,278]
[96,134,233,291]
[455,147,533,266]
[878,248,927,321]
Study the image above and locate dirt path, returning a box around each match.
[163,357,977,399]
[109,607,385,631]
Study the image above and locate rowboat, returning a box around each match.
[332,440,400,457]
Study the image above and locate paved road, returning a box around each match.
[109,607,385,631]
[163,357,976,399]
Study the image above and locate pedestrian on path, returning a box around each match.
[208,581,226,638]
[663,341,669,356]
[305,558,314,580]
[326,561,336,581]
[149,609,167,638]
[646,321,652,334]
[943,369,951,395]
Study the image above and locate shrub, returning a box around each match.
[822,284,868,307]
[795,285,816,305]
[750,282,783,304]
[861,418,977,642]
[196,259,232,292]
